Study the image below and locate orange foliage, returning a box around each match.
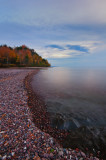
[0,45,51,67]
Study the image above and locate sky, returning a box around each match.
[0,0,106,67]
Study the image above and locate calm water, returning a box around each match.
[32,67,106,153]
[32,67,106,130]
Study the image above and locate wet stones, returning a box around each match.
[0,69,100,160]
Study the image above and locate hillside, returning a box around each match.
[0,45,51,67]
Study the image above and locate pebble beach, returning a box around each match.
[0,69,100,160]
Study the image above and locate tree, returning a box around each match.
[0,45,51,67]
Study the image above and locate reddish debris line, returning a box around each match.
[24,70,69,146]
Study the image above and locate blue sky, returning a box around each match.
[0,0,106,67]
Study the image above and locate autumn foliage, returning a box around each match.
[0,45,51,67]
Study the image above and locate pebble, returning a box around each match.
[2,155,7,159]
[0,69,99,160]
[11,152,15,156]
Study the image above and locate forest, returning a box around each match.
[0,45,51,67]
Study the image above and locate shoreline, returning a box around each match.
[0,68,100,159]
[30,68,106,159]
[24,70,70,146]
[24,70,102,159]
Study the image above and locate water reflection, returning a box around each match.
[32,67,106,129]
[32,67,106,153]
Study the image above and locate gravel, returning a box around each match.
[0,69,99,160]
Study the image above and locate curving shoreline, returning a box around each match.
[24,70,69,145]
[0,68,100,159]
[24,69,101,159]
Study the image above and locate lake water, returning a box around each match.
[32,67,106,153]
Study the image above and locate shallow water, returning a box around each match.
[32,67,106,154]
[32,67,106,129]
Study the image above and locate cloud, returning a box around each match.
[0,0,106,27]
[0,0,106,67]
[66,45,88,52]
[45,44,64,50]
[46,44,89,52]
[35,41,102,59]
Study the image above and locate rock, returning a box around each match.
[49,152,54,158]
[11,152,15,156]
[58,150,63,156]
[2,155,7,159]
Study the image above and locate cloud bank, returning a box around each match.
[35,41,103,59]
[0,0,106,67]
[1,0,106,26]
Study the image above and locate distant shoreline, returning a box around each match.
[0,66,51,69]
